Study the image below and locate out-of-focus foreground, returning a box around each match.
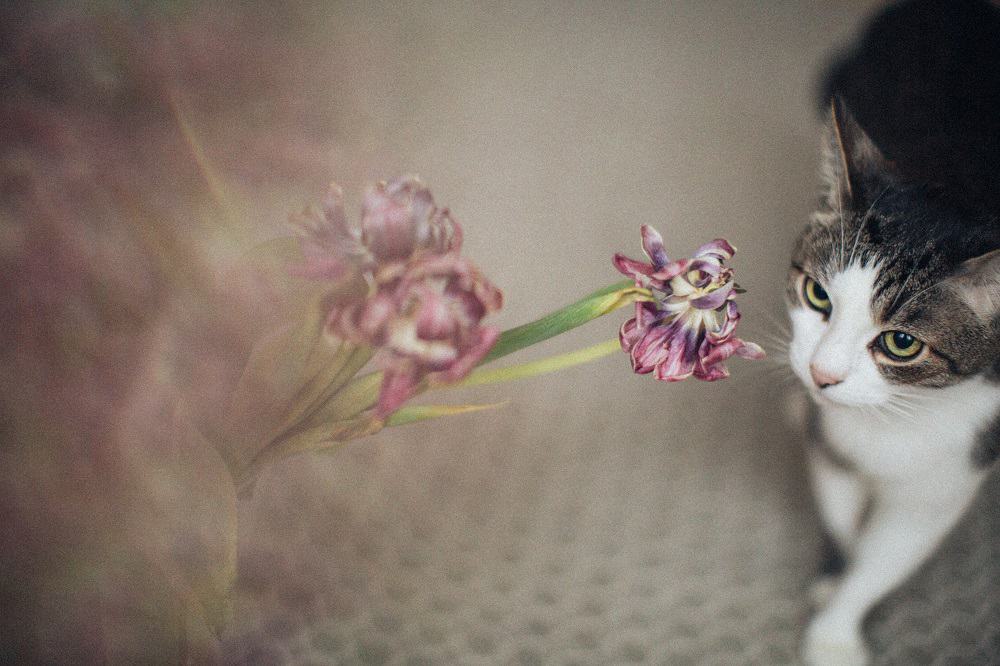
[4,2,998,664]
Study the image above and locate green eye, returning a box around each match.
[878,330,925,361]
[803,276,832,314]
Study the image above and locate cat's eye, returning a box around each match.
[802,276,832,315]
[877,330,925,362]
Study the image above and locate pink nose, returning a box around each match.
[810,364,843,389]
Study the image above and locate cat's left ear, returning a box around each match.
[822,96,894,210]
[946,248,1000,321]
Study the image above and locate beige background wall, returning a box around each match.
[217,2,888,663]
[5,1,909,662]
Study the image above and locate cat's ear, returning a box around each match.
[821,96,892,210]
[946,248,1000,322]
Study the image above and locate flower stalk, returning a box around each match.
[234,264,649,493]
[232,179,761,495]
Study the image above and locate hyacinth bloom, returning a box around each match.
[614,225,764,382]
[294,176,501,418]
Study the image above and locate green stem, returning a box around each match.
[451,338,622,388]
[237,281,646,486]
[481,279,642,363]
[320,280,647,415]
[384,402,508,427]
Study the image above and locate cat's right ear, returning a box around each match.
[946,248,1000,323]
[821,96,892,211]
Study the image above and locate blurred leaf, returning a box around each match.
[385,402,507,428]
[301,366,381,427]
[237,414,384,492]
[453,338,620,388]
[168,402,238,636]
[223,282,368,474]
[481,280,645,364]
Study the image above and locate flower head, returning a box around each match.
[291,175,462,281]
[331,254,502,417]
[293,176,502,417]
[613,225,764,382]
[361,176,462,265]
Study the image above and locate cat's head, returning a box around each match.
[787,98,1000,408]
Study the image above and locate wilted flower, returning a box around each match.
[331,254,502,417]
[361,176,462,266]
[291,176,461,282]
[294,176,502,417]
[613,224,764,382]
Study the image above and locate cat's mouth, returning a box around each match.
[805,381,884,409]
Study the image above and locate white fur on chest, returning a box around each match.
[819,377,1000,483]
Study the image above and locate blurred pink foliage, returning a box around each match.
[0,3,365,660]
[295,177,502,417]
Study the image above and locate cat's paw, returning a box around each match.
[801,614,870,666]
[808,575,840,609]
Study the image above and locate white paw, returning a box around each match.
[801,614,870,666]
[808,575,839,609]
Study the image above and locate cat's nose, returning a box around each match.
[809,364,844,389]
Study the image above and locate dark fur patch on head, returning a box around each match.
[790,131,1000,388]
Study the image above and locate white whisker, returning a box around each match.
[847,185,890,267]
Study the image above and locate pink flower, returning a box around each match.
[294,176,502,417]
[291,176,461,282]
[331,254,502,417]
[613,225,764,382]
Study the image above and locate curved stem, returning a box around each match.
[480,279,645,363]
[446,338,622,389]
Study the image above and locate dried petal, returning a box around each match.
[290,183,369,281]
[292,177,502,418]
[361,175,461,263]
[614,225,762,382]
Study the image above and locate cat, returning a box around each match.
[787,96,1000,665]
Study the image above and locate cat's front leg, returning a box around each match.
[801,475,979,666]
[806,446,868,609]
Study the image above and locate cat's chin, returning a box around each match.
[807,386,885,410]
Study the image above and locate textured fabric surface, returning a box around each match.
[228,386,820,665]
[868,470,1000,665]
[226,394,1000,665]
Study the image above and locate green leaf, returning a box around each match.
[302,366,382,427]
[455,338,621,388]
[385,402,508,428]
[481,279,646,364]
[300,280,648,421]
[237,414,385,492]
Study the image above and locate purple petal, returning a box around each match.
[619,316,641,354]
[640,224,670,268]
[356,293,396,341]
[693,238,736,262]
[694,359,730,381]
[376,368,419,418]
[706,301,740,343]
[684,258,724,277]
[648,257,693,283]
[441,326,500,382]
[613,253,656,281]
[689,282,734,310]
[426,207,463,254]
[695,338,741,373]
[654,332,697,382]
[414,289,457,340]
[736,341,766,359]
[630,325,675,374]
